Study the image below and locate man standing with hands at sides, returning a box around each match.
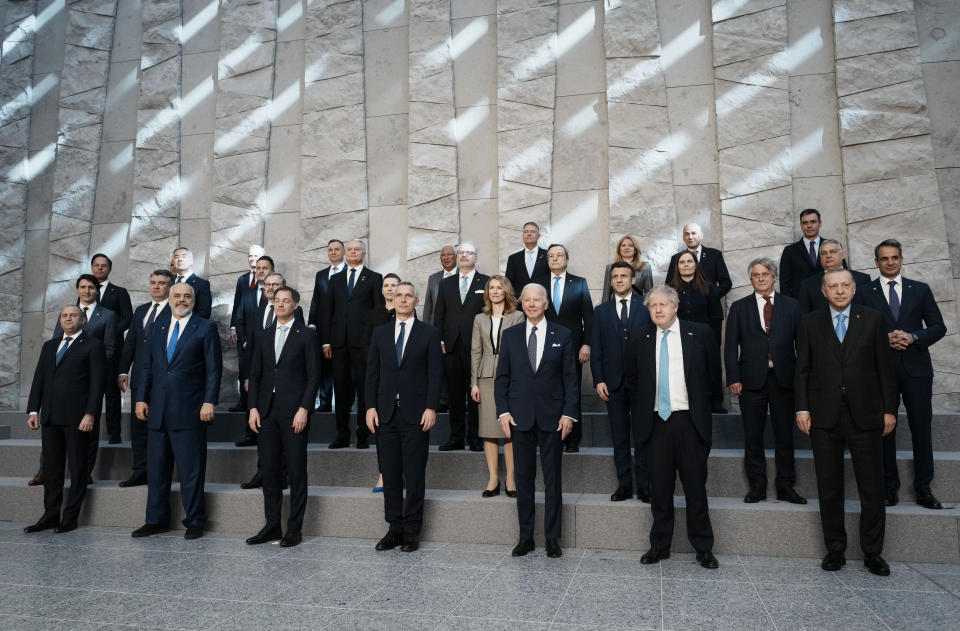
[233,256,275,449]
[591,262,652,503]
[24,306,106,533]
[308,239,345,413]
[117,270,173,488]
[90,253,132,444]
[795,269,897,576]
[665,223,732,297]
[505,222,550,295]
[434,242,490,451]
[229,244,265,412]
[170,247,212,319]
[366,282,443,553]
[246,287,319,548]
[495,284,579,558]
[132,283,222,540]
[863,240,946,509]
[628,286,720,569]
[797,239,870,313]
[779,208,827,298]
[423,245,457,325]
[724,259,805,505]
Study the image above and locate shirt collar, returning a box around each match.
[829,305,851,321]
[61,332,78,343]
[79,301,96,310]
[659,317,681,336]
[330,262,344,273]
[442,268,456,277]
[755,291,774,303]
[171,312,192,327]
[99,279,110,291]
[552,271,566,281]
[804,236,820,247]
[526,318,545,333]
[525,246,538,254]
[884,274,902,287]
[346,263,363,273]
[153,298,169,310]
[459,268,475,281]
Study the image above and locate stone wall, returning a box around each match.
[3,0,960,411]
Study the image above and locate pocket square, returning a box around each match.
[552,343,562,347]
[474,289,484,293]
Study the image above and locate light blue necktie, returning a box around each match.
[552,276,561,310]
[835,313,847,343]
[166,320,180,363]
[460,274,469,303]
[526,249,535,277]
[396,321,405,364]
[657,330,671,421]
[55,337,72,366]
[275,324,289,360]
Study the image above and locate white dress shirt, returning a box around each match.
[443,268,456,279]
[167,313,192,346]
[653,318,689,413]
[525,318,547,371]
[99,279,110,295]
[881,274,903,305]
[143,299,169,327]
[329,263,345,276]
[755,292,775,367]
[550,272,566,308]
[262,301,276,329]
[394,315,413,360]
[174,271,194,284]
[803,236,821,258]
[459,267,476,289]
[614,294,631,319]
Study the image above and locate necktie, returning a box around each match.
[689,249,699,262]
[809,240,817,266]
[249,274,255,289]
[835,313,847,343]
[762,295,772,334]
[265,305,275,329]
[395,321,406,364]
[658,330,671,421]
[526,250,535,277]
[527,325,538,371]
[552,277,561,310]
[258,289,266,309]
[56,336,72,365]
[888,280,900,321]
[460,274,469,303]
[166,320,180,362]
[347,268,356,295]
[146,303,159,333]
[275,324,289,359]
[82,306,89,319]
[619,299,629,330]
[176,275,183,284]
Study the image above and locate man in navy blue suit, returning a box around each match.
[233,255,274,447]
[863,239,947,510]
[591,262,651,502]
[132,282,222,540]
[307,239,345,413]
[725,258,805,505]
[365,281,443,553]
[504,222,550,296]
[117,270,173,487]
[228,244,265,412]
[91,253,133,444]
[171,247,212,319]
[495,283,578,559]
[797,240,870,313]
[779,208,836,298]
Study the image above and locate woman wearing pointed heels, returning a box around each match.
[471,276,525,498]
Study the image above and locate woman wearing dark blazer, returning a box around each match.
[602,235,653,302]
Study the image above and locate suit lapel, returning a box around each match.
[398,319,417,367]
[55,332,85,371]
[535,324,557,376]
[679,321,695,380]
[821,309,843,360]
[627,294,642,330]
[168,318,199,364]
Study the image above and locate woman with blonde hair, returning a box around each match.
[602,235,653,302]
[470,275,525,497]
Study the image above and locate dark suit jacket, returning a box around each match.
[183,273,212,319]
[590,294,652,392]
[545,273,594,350]
[28,332,106,426]
[665,247,732,296]
[308,265,341,328]
[626,320,720,443]
[494,320,579,432]
[794,305,897,430]
[98,282,133,334]
[135,315,223,431]
[433,271,490,349]
[778,238,847,298]
[365,319,443,425]
[724,292,800,390]
[861,277,946,379]
[504,248,549,295]
[118,301,172,388]
[422,269,451,325]
[230,271,255,329]
[237,292,305,375]
[54,305,118,361]
[248,322,320,418]
[797,269,870,313]
[322,265,385,348]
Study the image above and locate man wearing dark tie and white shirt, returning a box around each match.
[229,244,265,412]
[664,223,732,297]
[233,255,275,447]
[779,208,839,299]
[307,239,345,413]
[504,222,549,296]
[170,247,212,319]
[90,253,133,444]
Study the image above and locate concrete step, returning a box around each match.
[1,439,957,504]
[0,477,955,563]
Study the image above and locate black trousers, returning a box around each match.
[331,345,370,442]
[318,354,333,408]
[443,338,478,446]
[86,415,101,478]
[377,406,430,535]
[129,388,148,477]
[739,370,796,491]
[810,405,885,557]
[41,424,91,525]
[645,411,714,554]
[146,423,207,529]
[606,386,648,493]
[883,371,934,494]
[563,362,584,448]
[104,356,122,439]
[236,341,249,407]
[514,424,563,541]
[260,410,308,533]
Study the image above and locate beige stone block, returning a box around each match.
[835,48,920,97]
[498,180,550,213]
[364,0,410,30]
[300,157,368,216]
[922,61,960,169]
[608,147,672,213]
[301,210,369,257]
[608,103,669,150]
[605,57,667,108]
[92,141,135,224]
[715,80,789,150]
[936,168,960,278]
[276,0,305,42]
[714,52,789,89]
[302,105,366,160]
[656,0,713,88]
[498,75,555,110]
[409,101,456,145]
[138,56,179,111]
[265,126,302,214]
[408,143,458,207]
[849,206,948,268]
[834,12,918,59]
[721,215,793,251]
[366,204,406,274]
[666,84,718,186]
[841,135,935,185]
[609,179,675,240]
[407,229,458,275]
[59,124,103,153]
[725,244,786,287]
[673,182,721,240]
[456,105,497,201]
[181,52,218,137]
[366,114,408,207]
[452,0,496,18]
[182,0,221,53]
[453,15,497,107]
[833,0,912,23]
[65,9,114,52]
[271,40,305,127]
[721,185,791,226]
[556,1,604,97]
[218,66,276,100]
[845,173,941,223]
[111,0,144,64]
[498,124,554,189]
[931,332,960,377]
[550,189,609,287]
[785,0,834,76]
[499,201,550,232]
[791,175,845,241]
[898,261,957,305]
[916,0,960,63]
[554,93,608,192]
[789,72,842,178]
[719,135,791,199]
[713,6,786,67]
[604,0,660,57]
[498,100,553,132]
[364,27,409,117]
[219,40,276,80]
[499,37,555,85]
[460,198,499,263]
[409,194,459,234]
[839,79,931,146]
[303,73,364,111]
[305,0,362,38]
[102,61,139,143]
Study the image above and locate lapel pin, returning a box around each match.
[645,333,651,339]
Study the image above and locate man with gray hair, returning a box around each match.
[229,244,266,412]
[798,239,869,313]
[724,258,806,504]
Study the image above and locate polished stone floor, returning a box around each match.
[0,521,959,630]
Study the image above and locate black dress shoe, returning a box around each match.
[438,441,464,451]
[246,525,282,545]
[468,442,484,452]
[916,488,943,510]
[356,438,370,449]
[640,548,670,564]
[24,519,58,533]
[132,523,169,538]
[864,555,891,576]
[108,435,121,445]
[328,438,350,449]
[240,474,262,489]
[27,472,44,486]
[545,539,562,558]
[744,488,766,503]
[610,488,632,502]
[696,551,719,569]
[228,403,246,413]
[280,531,302,547]
[821,551,846,571]
[884,490,898,506]
[711,402,728,414]
[401,534,419,552]
[184,527,203,540]
[511,539,535,556]
[54,522,77,534]
[119,474,147,488]
[376,530,403,551]
[637,489,650,504]
[482,482,501,498]
[234,438,257,447]
[563,444,580,453]
[776,487,807,504]
[505,488,517,498]
[86,475,93,485]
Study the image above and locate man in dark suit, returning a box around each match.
[422,244,457,325]
[321,240,385,449]
[233,255,274,447]
[628,286,720,569]
[246,286,319,548]
[117,270,173,488]
[863,239,947,509]
[504,222,549,295]
[495,283,578,558]
[366,281,443,553]
[795,269,898,576]
[434,241,490,451]
[724,258,805,504]
[307,239,345,412]
[797,239,870,313]
[665,223,732,296]
[779,208,830,298]
[132,282,223,540]
[91,253,133,443]
[544,243,594,452]
[171,247,212,319]
[24,306,106,533]
[229,244,265,412]
[591,262,652,502]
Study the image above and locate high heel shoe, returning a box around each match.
[505,488,517,498]
[482,482,501,498]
